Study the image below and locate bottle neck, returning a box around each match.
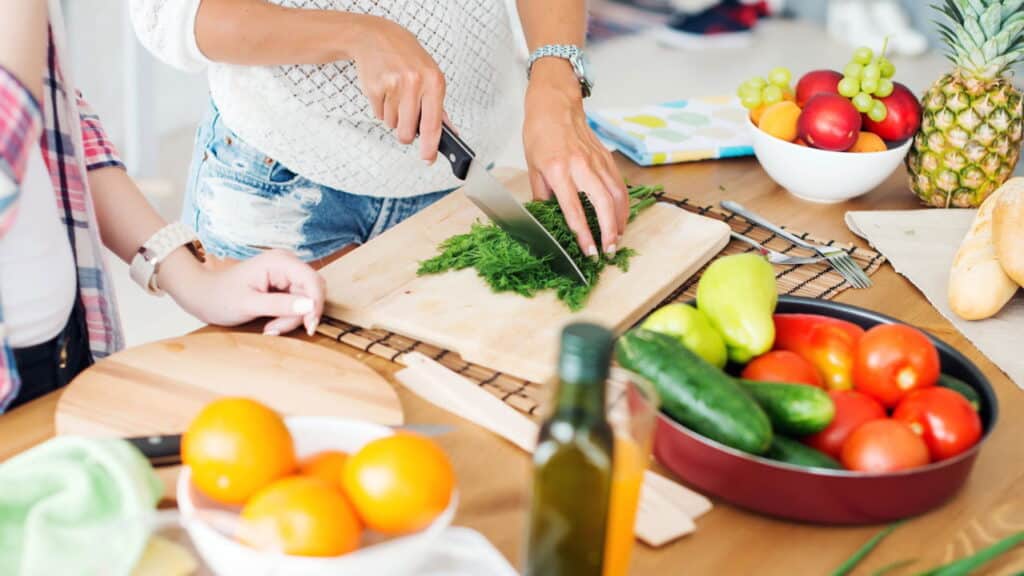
[553,376,606,420]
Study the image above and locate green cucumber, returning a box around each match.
[765,435,842,470]
[616,329,772,454]
[937,374,981,412]
[738,380,835,436]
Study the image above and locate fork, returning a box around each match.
[730,232,825,266]
[720,200,873,288]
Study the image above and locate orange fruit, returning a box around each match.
[342,434,455,535]
[794,138,809,147]
[782,88,796,102]
[758,101,801,142]
[849,131,887,153]
[749,104,768,126]
[182,397,296,505]
[299,450,348,489]
[239,476,362,557]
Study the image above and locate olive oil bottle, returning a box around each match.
[524,323,615,576]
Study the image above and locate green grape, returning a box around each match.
[868,100,888,122]
[862,64,881,81]
[738,83,762,99]
[767,67,792,88]
[838,77,860,98]
[744,77,768,90]
[852,93,874,113]
[876,79,894,98]
[853,47,874,65]
[878,58,895,79]
[860,77,879,94]
[740,93,763,109]
[762,85,784,105]
[843,62,864,79]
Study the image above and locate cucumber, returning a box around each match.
[765,435,842,470]
[938,374,981,412]
[738,380,835,436]
[616,329,772,455]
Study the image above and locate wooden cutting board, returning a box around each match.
[322,170,730,383]
[55,332,404,438]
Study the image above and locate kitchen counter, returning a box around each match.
[3,153,1023,574]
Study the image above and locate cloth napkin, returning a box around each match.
[418,527,518,575]
[587,96,754,166]
[846,209,1024,389]
[0,437,164,576]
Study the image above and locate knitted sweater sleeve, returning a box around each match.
[129,0,209,73]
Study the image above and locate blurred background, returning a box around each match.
[61,0,1023,345]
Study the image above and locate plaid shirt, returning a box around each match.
[0,36,125,412]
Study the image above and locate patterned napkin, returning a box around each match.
[587,96,754,166]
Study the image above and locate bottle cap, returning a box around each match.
[559,322,614,384]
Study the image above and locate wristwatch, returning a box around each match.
[129,222,207,296]
[527,44,594,98]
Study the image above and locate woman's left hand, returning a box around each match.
[160,248,326,336]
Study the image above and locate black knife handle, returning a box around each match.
[126,434,182,467]
[437,124,475,181]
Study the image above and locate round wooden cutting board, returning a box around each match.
[55,332,404,438]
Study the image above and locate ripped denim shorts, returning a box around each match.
[183,102,450,262]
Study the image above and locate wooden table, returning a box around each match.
[2,157,1022,575]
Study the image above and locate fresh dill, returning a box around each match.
[417,185,661,311]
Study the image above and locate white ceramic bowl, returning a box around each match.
[749,116,912,203]
[177,417,457,576]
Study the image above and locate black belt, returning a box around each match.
[8,297,93,410]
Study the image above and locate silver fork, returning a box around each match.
[720,201,873,288]
[730,232,825,266]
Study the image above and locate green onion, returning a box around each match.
[832,522,903,576]
[914,531,1024,576]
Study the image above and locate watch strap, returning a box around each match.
[129,222,205,295]
[527,44,592,97]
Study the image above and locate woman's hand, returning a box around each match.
[349,15,448,163]
[522,59,628,257]
[160,248,326,337]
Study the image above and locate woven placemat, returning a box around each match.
[316,198,886,419]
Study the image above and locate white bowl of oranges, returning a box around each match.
[177,398,457,576]
[741,46,922,203]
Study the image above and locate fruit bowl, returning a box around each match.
[749,116,912,204]
[648,296,997,524]
[177,417,457,576]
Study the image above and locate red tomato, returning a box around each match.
[803,391,886,458]
[741,350,824,388]
[841,419,930,473]
[893,388,982,461]
[853,324,940,407]
[773,314,865,391]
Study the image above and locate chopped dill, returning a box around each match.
[417,185,661,311]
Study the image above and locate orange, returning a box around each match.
[342,434,455,535]
[758,101,801,142]
[298,450,348,489]
[239,475,362,557]
[182,397,296,505]
[749,104,768,126]
[794,138,809,147]
[849,131,887,153]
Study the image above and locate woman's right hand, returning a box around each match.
[349,16,447,164]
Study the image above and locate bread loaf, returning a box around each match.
[993,177,1024,287]
[948,182,1019,320]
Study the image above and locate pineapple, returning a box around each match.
[907,0,1024,208]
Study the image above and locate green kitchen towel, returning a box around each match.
[0,437,164,576]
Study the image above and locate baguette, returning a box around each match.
[993,177,1024,286]
[948,183,1019,320]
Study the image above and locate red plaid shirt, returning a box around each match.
[0,34,125,411]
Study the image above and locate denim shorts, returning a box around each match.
[183,103,451,261]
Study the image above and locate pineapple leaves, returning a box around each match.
[935,0,1024,77]
[978,4,1001,39]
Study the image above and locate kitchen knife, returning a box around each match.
[437,125,589,285]
[125,424,455,467]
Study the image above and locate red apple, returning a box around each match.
[795,70,843,108]
[798,94,862,151]
[863,82,922,142]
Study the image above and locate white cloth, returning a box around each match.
[130,0,519,198]
[0,148,77,347]
[419,527,518,575]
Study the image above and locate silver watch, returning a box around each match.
[527,45,594,98]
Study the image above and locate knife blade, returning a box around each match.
[125,424,455,467]
[437,125,589,286]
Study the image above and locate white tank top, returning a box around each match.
[0,147,77,347]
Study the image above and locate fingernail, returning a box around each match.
[306,316,319,337]
[586,246,598,258]
[264,329,280,337]
[605,244,617,257]
[292,297,314,315]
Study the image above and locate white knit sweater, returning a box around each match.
[130,0,518,198]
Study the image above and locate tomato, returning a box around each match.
[741,350,824,388]
[803,390,886,458]
[841,419,930,473]
[853,324,940,407]
[893,388,982,461]
[773,314,865,390]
